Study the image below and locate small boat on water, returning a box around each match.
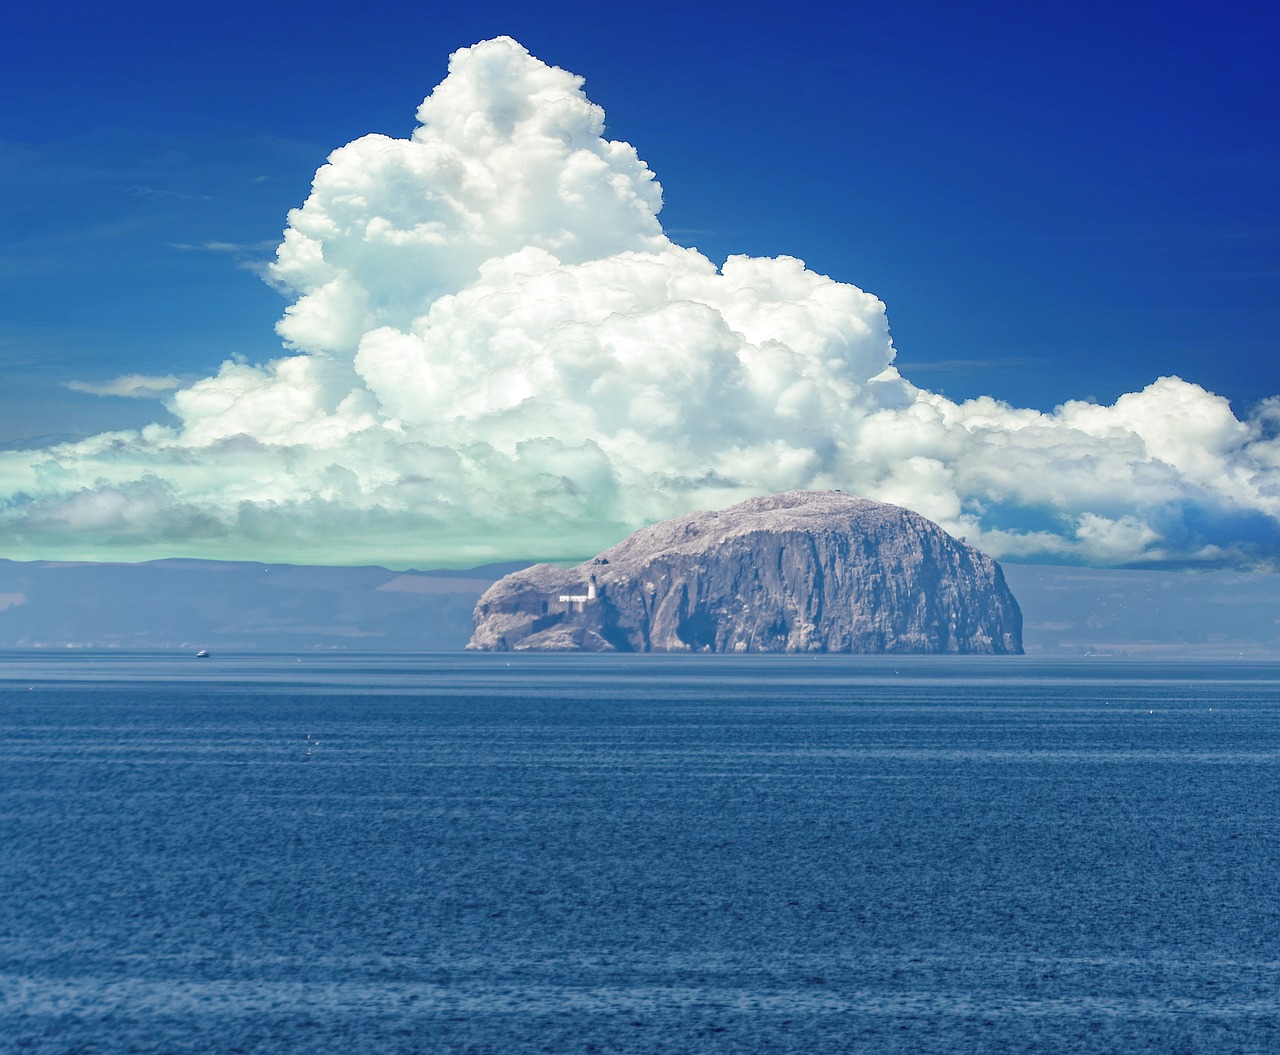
[195,649,210,658]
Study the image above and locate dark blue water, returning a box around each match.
[1,653,1277,1053]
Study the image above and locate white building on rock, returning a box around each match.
[558,575,598,611]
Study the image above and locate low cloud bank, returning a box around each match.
[63,374,182,399]
[4,38,1278,567]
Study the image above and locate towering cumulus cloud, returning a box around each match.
[2,37,1278,566]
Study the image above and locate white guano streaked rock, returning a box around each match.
[467,490,1023,653]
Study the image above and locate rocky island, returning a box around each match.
[468,491,1022,653]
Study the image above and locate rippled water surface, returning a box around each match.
[2,653,1278,1053]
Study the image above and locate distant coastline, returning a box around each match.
[1,557,1277,656]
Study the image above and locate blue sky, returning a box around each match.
[1,1,1278,566]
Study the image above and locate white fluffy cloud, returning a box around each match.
[3,37,1279,567]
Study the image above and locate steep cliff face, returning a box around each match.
[468,491,1023,653]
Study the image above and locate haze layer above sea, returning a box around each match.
[0,558,1277,655]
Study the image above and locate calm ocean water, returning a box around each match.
[1,652,1277,1053]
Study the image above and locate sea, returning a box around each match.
[1,652,1277,1054]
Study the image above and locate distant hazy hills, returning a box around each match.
[0,557,1276,656]
[0,559,528,652]
[999,564,1280,657]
